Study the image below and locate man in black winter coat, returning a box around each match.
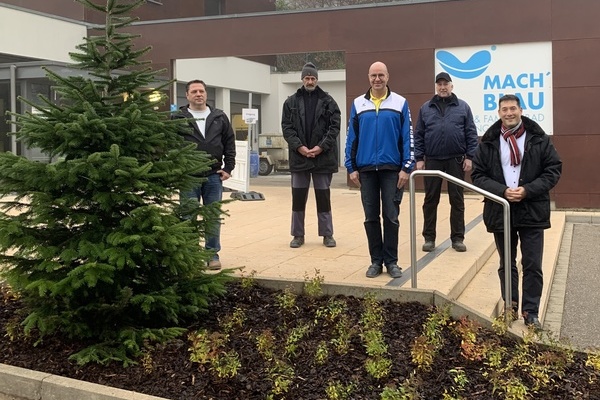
[281,62,341,249]
[172,79,236,270]
[472,94,562,329]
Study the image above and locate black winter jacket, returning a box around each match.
[172,105,236,176]
[281,86,341,173]
[471,116,562,232]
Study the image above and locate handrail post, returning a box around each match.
[409,170,512,324]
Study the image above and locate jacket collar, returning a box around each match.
[481,115,545,143]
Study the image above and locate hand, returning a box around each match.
[306,146,322,158]
[218,170,231,181]
[463,158,472,172]
[349,171,360,187]
[298,146,311,157]
[504,186,526,202]
[416,161,425,170]
[397,171,409,189]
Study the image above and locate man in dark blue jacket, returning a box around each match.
[415,72,478,253]
[282,63,341,249]
[172,79,236,270]
[472,94,562,329]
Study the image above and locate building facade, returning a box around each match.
[1,0,599,208]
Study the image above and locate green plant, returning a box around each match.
[284,322,312,356]
[586,351,600,371]
[210,350,241,379]
[330,314,354,355]
[325,380,355,399]
[442,368,469,399]
[240,270,257,290]
[256,330,276,360]
[268,359,295,395]
[365,356,392,379]
[314,340,329,364]
[303,268,324,297]
[0,0,230,366]
[219,306,246,334]
[275,287,297,312]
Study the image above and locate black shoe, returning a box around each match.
[365,264,383,278]
[503,301,519,321]
[323,236,337,247]
[290,236,304,248]
[524,314,542,330]
[386,264,403,279]
[422,241,435,252]
[452,241,467,252]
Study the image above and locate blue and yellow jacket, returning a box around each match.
[344,87,415,174]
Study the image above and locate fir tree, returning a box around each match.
[0,0,231,365]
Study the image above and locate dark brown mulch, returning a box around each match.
[1,281,599,400]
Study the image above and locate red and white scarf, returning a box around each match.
[501,122,525,166]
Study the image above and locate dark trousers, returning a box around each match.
[359,170,404,267]
[290,171,333,237]
[493,228,544,317]
[422,157,465,243]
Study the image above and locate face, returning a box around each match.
[302,76,317,92]
[498,99,523,128]
[368,62,389,93]
[435,80,453,98]
[186,82,207,110]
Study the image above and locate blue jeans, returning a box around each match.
[181,173,223,260]
[359,170,404,266]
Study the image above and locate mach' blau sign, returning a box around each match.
[435,42,553,135]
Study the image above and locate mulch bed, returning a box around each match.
[1,281,599,399]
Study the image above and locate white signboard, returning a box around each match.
[242,108,259,124]
[435,42,553,135]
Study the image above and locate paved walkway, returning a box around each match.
[221,172,485,287]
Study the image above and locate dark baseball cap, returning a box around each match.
[435,72,452,82]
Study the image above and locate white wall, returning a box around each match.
[0,6,87,63]
[175,57,272,94]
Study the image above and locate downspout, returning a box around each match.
[9,64,17,155]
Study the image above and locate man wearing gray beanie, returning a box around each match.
[282,62,341,248]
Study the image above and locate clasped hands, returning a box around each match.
[298,145,322,158]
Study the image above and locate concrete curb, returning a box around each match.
[0,362,168,400]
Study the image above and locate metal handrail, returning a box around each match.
[409,170,512,324]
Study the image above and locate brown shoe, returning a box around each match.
[207,259,222,270]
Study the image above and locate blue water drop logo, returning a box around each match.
[436,50,492,80]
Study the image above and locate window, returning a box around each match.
[205,0,222,16]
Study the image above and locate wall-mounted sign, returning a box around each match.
[435,42,553,135]
[242,108,259,124]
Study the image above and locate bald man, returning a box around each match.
[344,62,415,279]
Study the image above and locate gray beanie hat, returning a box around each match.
[301,62,318,79]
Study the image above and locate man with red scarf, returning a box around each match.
[472,94,562,330]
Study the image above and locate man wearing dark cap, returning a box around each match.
[281,62,341,248]
[415,71,478,253]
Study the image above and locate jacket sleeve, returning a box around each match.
[317,97,341,152]
[281,98,303,151]
[221,114,236,174]
[400,100,415,173]
[522,138,562,199]
[414,105,426,161]
[464,103,479,159]
[344,103,358,173]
